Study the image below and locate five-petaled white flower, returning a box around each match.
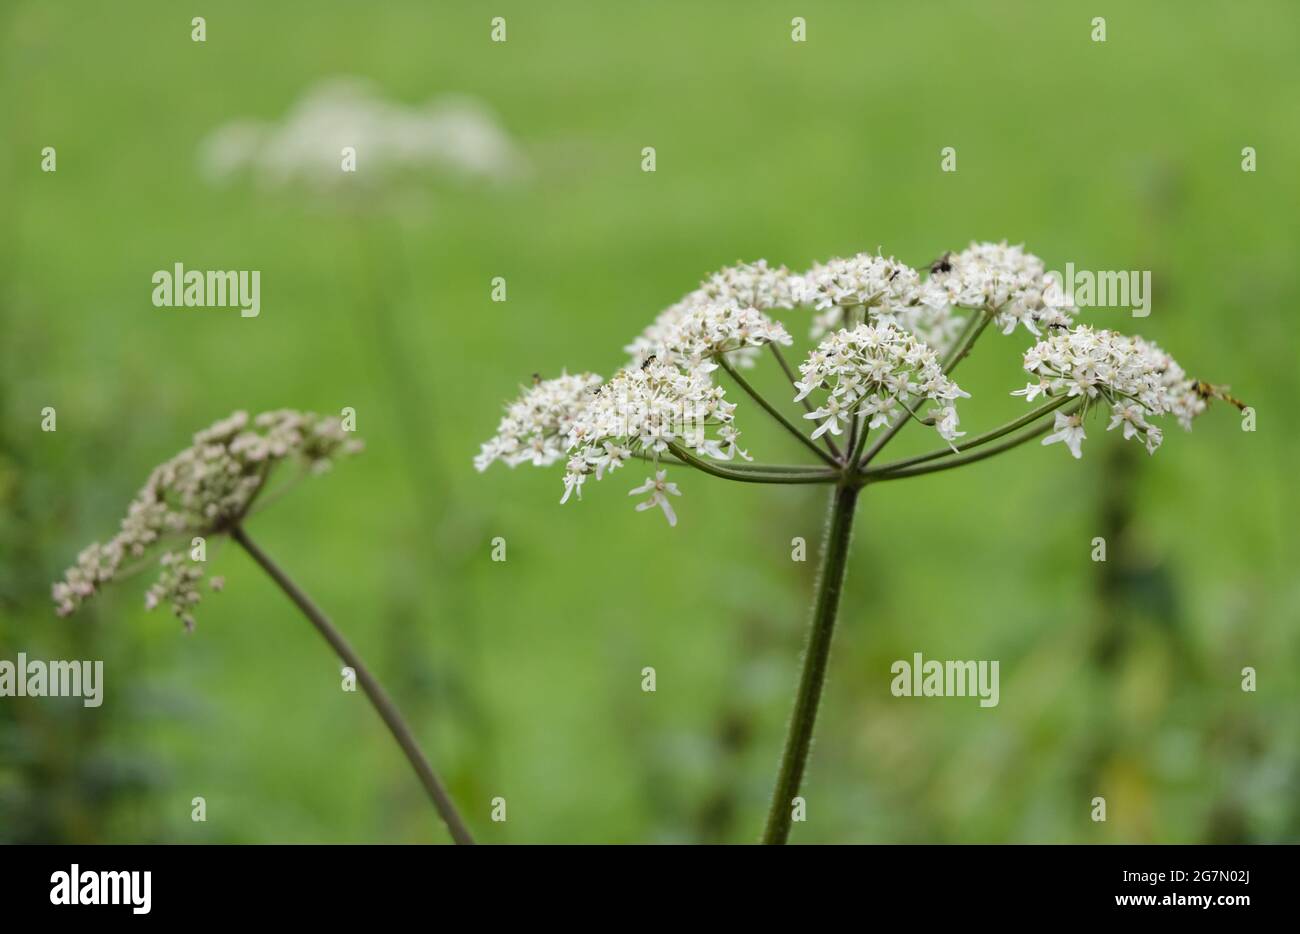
[628,470,682,526]
[1042,411,1087,459]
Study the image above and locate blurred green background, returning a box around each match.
[2,0,1297,843]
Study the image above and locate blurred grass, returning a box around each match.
[2,0,1298,842]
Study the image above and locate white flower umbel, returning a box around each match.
[474,371,603,472]
[697,259,802,311]
[798,253,924,316]
[52,410,362,629]
[1016,326,1203,457]
[626,260,799,369]
[794,322,969,443]
[929,240,1075,337]
[797,252,968,356]
[562,360,743,520]
[625,300,792,372]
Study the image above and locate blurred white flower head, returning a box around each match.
[198,77,527,191]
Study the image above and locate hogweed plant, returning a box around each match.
[477,242,1236,844]
[53,409,474,845]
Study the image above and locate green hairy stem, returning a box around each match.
[763,482,860,844]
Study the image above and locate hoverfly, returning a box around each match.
[1190,380,1248,412]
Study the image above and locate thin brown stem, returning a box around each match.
[231,525,475,845]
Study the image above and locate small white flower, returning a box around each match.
[1042,411,1087,459]
[803,396,847,439]
[701,424,751,462]
[933,405,965,443]
[628,470,682,526]
[560,454,587,504]
[1011,377,1052,402]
